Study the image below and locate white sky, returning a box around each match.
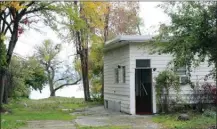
[14,2,170,99]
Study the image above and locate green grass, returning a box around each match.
[153,112,216,129]
[1,97,101,129]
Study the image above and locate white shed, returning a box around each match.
[103,35,214,115]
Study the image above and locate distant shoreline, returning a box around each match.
[29,84,84,99]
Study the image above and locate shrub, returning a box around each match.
[191,82,216,112]
[90,77,102,102]
[155,70,180,113]
[203,110,216,118]
[201,83,216,105]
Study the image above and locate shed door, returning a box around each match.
[135,68,152,114]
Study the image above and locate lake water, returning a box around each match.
[29,84,84,99]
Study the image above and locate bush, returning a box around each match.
[203,110,216,118]
[90,77,102,102]
[191,82,217,112]
[202,83,216,104]
[155,70,180,113]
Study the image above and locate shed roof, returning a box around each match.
[104,35,155,51]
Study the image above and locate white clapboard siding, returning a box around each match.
[129,43,215,106]
[104,36,216,115]
[104,45,131,114]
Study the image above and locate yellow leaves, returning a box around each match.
[0,2,7,11]
[81,2,110,30]
[88,2,96,9]
[9,2,26,11]
[0,2,25,11]
[0,34,6,41]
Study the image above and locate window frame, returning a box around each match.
[122,66,126,83]
[114,68,119,83]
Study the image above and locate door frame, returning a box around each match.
[135,68,153,114]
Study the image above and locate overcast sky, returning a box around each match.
[13,2,170,99]
[14,2,170,58]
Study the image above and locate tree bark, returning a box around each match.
[74,2,90,101]
[48,76,55,97]
[46,65,55,97]
[6,21,19,65]
[80,48,90,101]
[137,22,141,35]
[0,69,6,106]
[2,21,19,104]
[215,1,217,85]
[101,5,110,99]
[215,2,217,114]
[50,90,55,97]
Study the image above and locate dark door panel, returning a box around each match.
[135,69,152,114]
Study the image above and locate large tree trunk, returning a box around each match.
[47,66,55,97]
[215,61,217,113]
[80,48,90,101]
[0,69,6,107]
[48,77,55,97]
[101,5,110,99]
[3,80,8,104]
[50,90,56,97]
[215,2,217,114]
[2,21,19,104]
[74,1,90,101]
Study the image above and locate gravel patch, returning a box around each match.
[73,106,163,129]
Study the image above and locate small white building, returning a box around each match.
[103,35,214,115]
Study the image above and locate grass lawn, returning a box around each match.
[1,97,102,129]
[152,112,216,129]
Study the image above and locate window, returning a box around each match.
[114,66,126,83]
[136,59,151,68]
[176,66,187,75]
[175,65,189,85]
[122,66,126,83]
[115,68,119,83]
[105,100,108,109]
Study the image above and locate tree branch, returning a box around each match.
[54,76,70,84]
[4,21,13,35]
[1,12,6,33]
[53,78,81,92]
[24,2,55,15]
[18,2,35,17]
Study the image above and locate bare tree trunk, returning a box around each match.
[3,80,8,104]
[50,90,56,97]
[215,2,217,114]
[49,79,55,97]
[137,23,141,35]
[80,48,90,101]
[0,69,6,107]
[1,21,19,104]
[73,2,91,101]
[215,61,217,113]
[101,5,110,99]
[47,66,55,97]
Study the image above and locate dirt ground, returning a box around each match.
[20,106,162,129]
